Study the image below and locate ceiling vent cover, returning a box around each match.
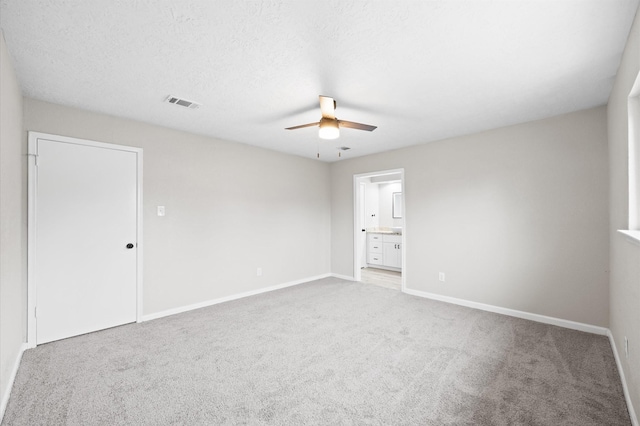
[165,95,201,109]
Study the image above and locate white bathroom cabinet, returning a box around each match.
[367,233,402,270]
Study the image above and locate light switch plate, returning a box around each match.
[157,206,165,216]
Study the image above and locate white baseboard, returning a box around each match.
[0,343,28,423]
[403,288,608,336]
[365,264,401,273]
[142,273,332,322]
[331,273,356,281]
[608,330,638,426]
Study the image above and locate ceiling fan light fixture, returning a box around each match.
[319,118,339,140]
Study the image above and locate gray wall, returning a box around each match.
[331,106,609,327]
[0,34,25,409]
[24,98,332,316]
[608,6,640,417]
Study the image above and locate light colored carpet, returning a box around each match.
[3,277,630,425]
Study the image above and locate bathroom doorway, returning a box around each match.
[353,169,405,292]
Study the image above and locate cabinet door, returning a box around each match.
[383,242,400,268]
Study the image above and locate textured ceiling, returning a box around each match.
[1,1,638,161]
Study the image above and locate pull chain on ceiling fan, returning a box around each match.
[285,95,377,140]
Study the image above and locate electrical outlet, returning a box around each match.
[625,336,629,358]
[257,267,262,277]
[439,272,445,282]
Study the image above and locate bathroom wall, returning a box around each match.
[364,180,379,229]
[363,181,402,230]
[378,182,402,228]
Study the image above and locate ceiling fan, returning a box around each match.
[285,96,377,140]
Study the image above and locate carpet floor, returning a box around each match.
[2,277,631,425]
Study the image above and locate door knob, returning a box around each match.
[126,243,135,249]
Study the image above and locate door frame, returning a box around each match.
[27,131,144,348]
[353,168,406,291]
[358,181,367,270]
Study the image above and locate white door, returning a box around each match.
[34,136,139,344]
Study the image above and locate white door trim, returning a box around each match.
[352,168,406,292]
[358,181,367,270]
[27,131,143,348]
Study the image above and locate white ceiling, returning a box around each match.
[1,1,638,162]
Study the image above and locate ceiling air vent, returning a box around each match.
[165,95,201,109]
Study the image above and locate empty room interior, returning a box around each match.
[2,1,640,424]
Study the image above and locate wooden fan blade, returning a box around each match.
[319,96,336,119]
[338,120,377,132]
[285,122,319,130]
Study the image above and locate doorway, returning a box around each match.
[353,169,405,291]
[28,132,143,345]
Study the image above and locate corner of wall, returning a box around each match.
[608,2,640,423]
[0,32,27,422]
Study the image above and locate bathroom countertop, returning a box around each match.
[367,230,402,235]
